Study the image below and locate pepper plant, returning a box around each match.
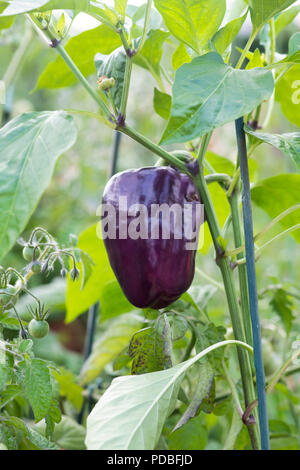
[1,0,300,451]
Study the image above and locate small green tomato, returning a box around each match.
[28,319,49,339]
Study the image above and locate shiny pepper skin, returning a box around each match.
[101,166,202,309]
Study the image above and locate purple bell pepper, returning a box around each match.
[101,166,202,309]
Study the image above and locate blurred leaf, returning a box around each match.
[24,359,52,422]
[168,415,207,450]
[275,5,300,34]
[153,0,226,53]
[80,251,95,289]
[66,225,133,323]
[251,174,300,243]
[80,313,142,385]
[172,43,191,70]
[161,53,274,144]
[153,87,171,119]
[52,367,83,411]
[34,415,86,450]
[114,0,127,20]
[95,48,126,110]
[245,125,300,170]
[173,362,214,431]
[269,288,294,333]
[212,12,247,56]
[34,25,121,90]
[134,29,169,79]
[249,0,297,29]
[0,0,90,15]
[276,65,300,127]
[0,111,77,261]
[289,32,300,55]
[128,315,173,375]
[45,398,61,439]
[100,279,135,321]
[270,435,299,450]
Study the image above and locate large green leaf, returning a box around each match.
[153,87,171,119]
[0,111,77,261]
[251,174,300,243]
[153,0,226,53]
[133,29,169,79]
[34,25,122,90]
[160,53,274,144]
[80,313,142,385]
[65,225,134,323]
[245,125,300,170]
[0,0,90,15]
[276,65,300,127]
[249,0,297,29]
[85,339,248,449]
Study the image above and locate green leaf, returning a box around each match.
[153,0,226,53]
[45,398,61,439]
[269,288,294,333]
[251,174,300,243]
[85,339,243,449]
[275,5,300,35]
[134,29,169,79]
[0,0,90,15]
[168,415,207,450]
[66,225,134,322]
[24,359,52,422]
[34,415,86,450]
[80,313,142,385]
[249,0,298,29]
[95,48,126,110]
[160,53,274,144]
[173,362,214,431]
[129,315,173,375]
[246,48,264,69]
[245,125,300,170]
[172,43,191,71]
[212,12,247,56]
[276,65,300,127]
[114,0,127,21]
[0,111,77,261]
[34,25,122,90]
[100,280,135,321]
[153,87,171,120]
[52,367,83,411]
[289,32,300,56]
[196,322,226,372]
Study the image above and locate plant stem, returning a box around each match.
[55,43,113,121]
[197,131,213,165]
[136,0,152,53]
[235,29,258,69]
[119,55,133,118]
[119,124,190,175]
[229,191,253,349]
[269,18,276,65]
[235,117,269,450]
[205,173,231,186]
[192,167,260,449]
[222,358,243,417]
